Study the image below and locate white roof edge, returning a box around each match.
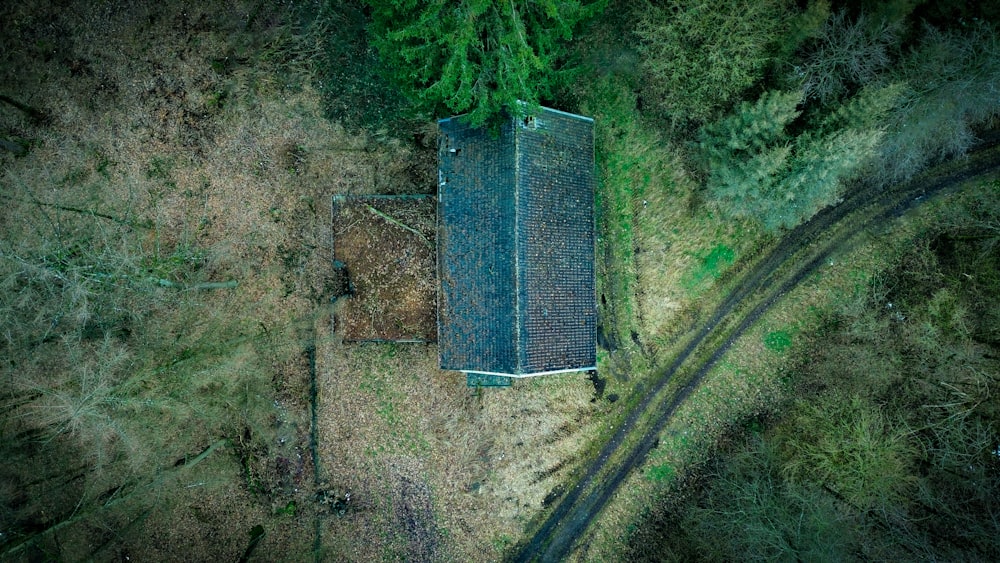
[516,100,594,123]
[438,104,594,125]
[538,106,594,123]
[461,367,597,379]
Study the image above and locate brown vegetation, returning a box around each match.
[331,196,437,342]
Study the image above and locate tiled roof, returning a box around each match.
[438,107,596,376]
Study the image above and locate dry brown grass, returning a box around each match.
[316,339,606,560]
[0,0,430,558]
[1,4,617,560]
[636,178,771,358]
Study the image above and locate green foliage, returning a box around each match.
[775,0,832,61]
[856,0,923,27]
[636,0,803,126]
[629,435,854,562]
[365,0,606,126]
[689,440,854,562]
[700,245,734,276]
[682,243,735,291]
[646,462,676,483]
[491,533,514,553]
[579,77,672,350]
[644,4,996,227]
[763,330,792,352]
[698,86,900,230]
[779,191,1000,549]
[819,80,905,131]
[781,396,918,515]
[629,182,1000,561]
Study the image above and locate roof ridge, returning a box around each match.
[513,113,523,375]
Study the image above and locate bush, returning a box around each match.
[793,10,903,103]
[879,21,1000,182]
[780,396,918,517]
[637,0,805,127]
[684,436,855,562]
[626,433,856,562]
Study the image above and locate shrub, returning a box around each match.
[793,10,902,103]
[637,0,802,127]
[781,396,918,517]
[879,21,1000,183]
[683,436,855,562]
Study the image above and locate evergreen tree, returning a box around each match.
[364,0,606,126]
[698,85,900,231]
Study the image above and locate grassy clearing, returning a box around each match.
[580,77,766,364]
[581,80,645,355]
[552,72,784,492]
[316,341,609,560]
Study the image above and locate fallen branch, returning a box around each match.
[0,193,151,229]
[0,95,49,124]
[0,439,229,559]
[362,203,433,249]
[154,279,239,290]
[0,137,27,156]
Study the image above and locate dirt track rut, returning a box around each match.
[511,137,1000,562]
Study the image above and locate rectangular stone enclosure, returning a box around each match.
[331,195,437,342]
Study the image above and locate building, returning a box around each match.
[437,107,596,379]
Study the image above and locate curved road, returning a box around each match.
[511,137,1000,562]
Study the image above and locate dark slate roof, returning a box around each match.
[438,107,596,376]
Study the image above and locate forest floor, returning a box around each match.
[331,195,437,342]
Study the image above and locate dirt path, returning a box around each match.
[511,137,1000,562]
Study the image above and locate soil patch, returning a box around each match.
[332,195,437,341]
[387,457,439,561]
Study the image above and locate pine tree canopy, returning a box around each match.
[365,0,607,126]
[699,86,901,231]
